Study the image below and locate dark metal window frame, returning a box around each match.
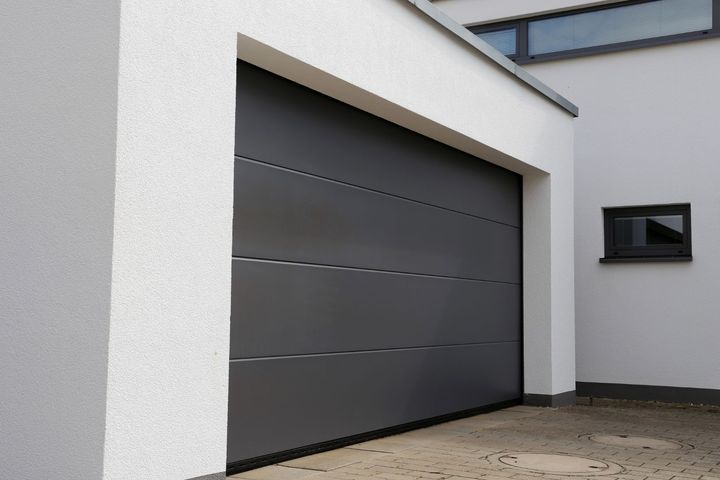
[601,203,692,263]
[469,0,720,64]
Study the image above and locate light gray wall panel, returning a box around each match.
[232,158,521,284]
[235,60,521,227]
[230,258,520,359]
[227,342,521,463]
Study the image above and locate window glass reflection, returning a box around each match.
[477,28,517,55]
[529,0,712,55]
[613,215,684,246]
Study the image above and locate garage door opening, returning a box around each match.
[227,59,523,473]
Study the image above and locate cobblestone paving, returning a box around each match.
[229,402,720,480]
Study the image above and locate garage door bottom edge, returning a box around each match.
[225,398,521,476]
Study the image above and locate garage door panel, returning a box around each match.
[226,342,521,463]
[230,258,520,359]
[233,157,521,284]
[229,60,522,470]
[235,61,521,228]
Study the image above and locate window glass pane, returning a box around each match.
[660,0,714,35]
[477,28,517,55]
[529,0,712,55]
[529,16,574,55]
[613,215,684,247]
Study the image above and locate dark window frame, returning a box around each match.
[469,0,720,64]
[601,204,692,263]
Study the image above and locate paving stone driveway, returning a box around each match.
[228,403,720,480]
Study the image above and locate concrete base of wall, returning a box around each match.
[523,390,576,407]
[187,473,225,480]
[577,382,720,406]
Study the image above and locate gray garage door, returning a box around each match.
[227,60,522,469]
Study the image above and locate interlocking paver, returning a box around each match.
[280,448,384,472]
[228,465,322,479]
[229,402,720,480]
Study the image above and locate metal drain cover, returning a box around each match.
[588,434,687,450]
[489,452,624,476]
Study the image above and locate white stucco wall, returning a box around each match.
[0,3,120,479]
[102,2,237,479]
[524,38,720,391]
[2,1,575,478]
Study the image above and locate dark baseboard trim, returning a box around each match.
[226,398,520,476]
[577,382,720,406]
[523,390,576,407]
[186,472,225,480]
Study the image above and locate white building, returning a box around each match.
[0,0,715,479]
[434,0,720,404]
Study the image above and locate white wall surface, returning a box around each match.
[433,0,624,25]
[522,38,720,390]
[2,1,575,478]
[0,3,120,479]
[102,2,237,479]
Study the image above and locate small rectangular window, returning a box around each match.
[469,0,718,64]
[476,27,518,56]
[528,0,712,55]
[602,204,692,262]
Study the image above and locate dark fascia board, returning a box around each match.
[406,0,579,117]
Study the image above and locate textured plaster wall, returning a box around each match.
[524,38,720,391]
[103,1,237,479]
[2,1,575,478]
[0,2,120,479]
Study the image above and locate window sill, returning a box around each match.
[599,256,693,264]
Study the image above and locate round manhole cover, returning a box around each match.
[488,452,624,476]
[587,434,688,450]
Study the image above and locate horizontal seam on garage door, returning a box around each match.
[231,256,521,286]
[229,340,521,361]
[235,155,521,230]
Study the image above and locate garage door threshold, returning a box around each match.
[226,399,520,476]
